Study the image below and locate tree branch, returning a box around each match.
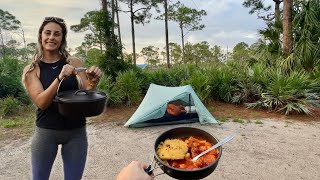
[116,8,131,13]
[134,7,149,14]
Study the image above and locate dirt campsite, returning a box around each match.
[1,102,320,180]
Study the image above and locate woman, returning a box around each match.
[22,16,102,180]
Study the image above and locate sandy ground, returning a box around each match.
[1,118,320,180]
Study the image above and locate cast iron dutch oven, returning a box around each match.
[153,127,222,180]
[54,89,107,117]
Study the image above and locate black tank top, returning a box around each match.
[36,60,86,130]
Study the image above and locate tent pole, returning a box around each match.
[189,94,191,118]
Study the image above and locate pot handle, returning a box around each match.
[74,89,89,95]
[56,77,65,95]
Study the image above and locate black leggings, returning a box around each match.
[31,126,88,180]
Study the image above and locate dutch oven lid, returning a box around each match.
[55,89,106,103]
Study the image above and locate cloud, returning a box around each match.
[1,0,103,51]
[184,0,234,15]
[0,0,268,54]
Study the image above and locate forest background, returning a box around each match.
[0,0,320,139]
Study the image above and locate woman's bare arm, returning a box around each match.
[22,65,61,110]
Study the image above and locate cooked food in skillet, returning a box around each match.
[157,136,219,170]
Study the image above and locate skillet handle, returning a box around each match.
[144,155,154,175]
[145,166,164,178]
[144,156,163,177]
[144,165,153,175]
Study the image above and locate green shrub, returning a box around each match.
[0,57,26,99]
[148,68,175,86]
[182,70,211,103]
[97,74,121,105]
[146,64,193,87]
[246,69,320,115]
[0,96,21,117]
[232,64,268,104]
[17,89,31,105]
[112,70,142,106]
[232,80,262,104]
[206,65,236,102]
[133,68,150,95]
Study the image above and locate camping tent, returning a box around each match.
[124,83,217,128]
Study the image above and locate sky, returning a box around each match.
[1,0,270,62]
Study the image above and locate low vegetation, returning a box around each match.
[1,1,320,142]
[0,104,35,141]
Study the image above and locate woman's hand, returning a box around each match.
[58,64,76,80]
[116,161,153,180]
[86,66,102,88]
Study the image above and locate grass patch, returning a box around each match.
[0,105,35,142]
[255,120,263,124]
[219,117,228,122]
[232,118,245,123]
[207,106,216,113]
[0,120,18,128]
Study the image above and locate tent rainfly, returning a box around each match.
[124,83,217,128]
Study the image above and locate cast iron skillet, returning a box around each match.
[151,127,222,180]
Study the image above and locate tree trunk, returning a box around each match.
[115,0,123,59]
[115,0,122,45]
[111,0,115,34]
[0,29,5,59]
[101,0,108,11]
[101,0,110,53]
[282,0,293,58]
[164,0,170,68]
[180,23,185,64]
[99,38,103,53]
[130,0,137,64]
[21,27,27,61]
[274,0,281,21]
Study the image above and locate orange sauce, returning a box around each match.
[167,136,219,170]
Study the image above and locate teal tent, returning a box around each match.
[124,83,217,128]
